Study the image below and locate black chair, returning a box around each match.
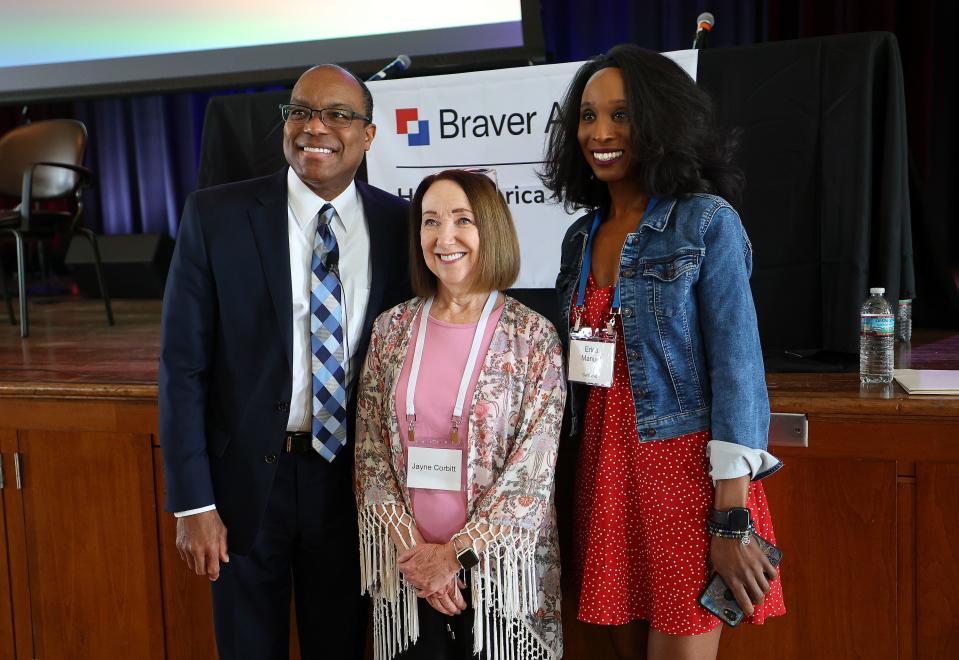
[0,119,113,338]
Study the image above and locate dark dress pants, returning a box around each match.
[396,586,516,660]
[211,449,367,660]
[395,589,476,660]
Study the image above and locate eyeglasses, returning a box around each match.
[278,103,371,128]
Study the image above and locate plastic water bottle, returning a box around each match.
[860,288,895,384]
[896,299,912,342]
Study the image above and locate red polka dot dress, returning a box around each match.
[573,274,785,634]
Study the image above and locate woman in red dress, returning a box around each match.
[544,45,786,659]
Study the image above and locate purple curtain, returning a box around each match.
[72,93,204,237]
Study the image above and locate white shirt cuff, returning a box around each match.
[706,440,781,485]
[174,504,217,518]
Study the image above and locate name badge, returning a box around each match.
[407,446,463,491]
[568,327,616,388]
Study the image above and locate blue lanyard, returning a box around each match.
[575,196,658,314]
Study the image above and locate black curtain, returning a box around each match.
[539,0,957,328]
[756,0,959,329]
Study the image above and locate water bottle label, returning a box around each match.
[861,314,894,336]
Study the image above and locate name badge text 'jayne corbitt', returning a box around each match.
[407,446,462,491]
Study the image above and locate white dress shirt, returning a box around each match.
[285,169,372,432]
[706,440,781,484]
[176,170,372,518]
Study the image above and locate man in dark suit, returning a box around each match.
[159,64,409,659]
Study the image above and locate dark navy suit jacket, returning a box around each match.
[159,168,410,553]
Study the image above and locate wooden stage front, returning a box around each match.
[1,299,958,659]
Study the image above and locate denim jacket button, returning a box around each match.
[621,268,635,278]
[643,428,656,437]
[628,350,639,360]
[622,307,633,318]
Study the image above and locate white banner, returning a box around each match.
[367,50,698,288]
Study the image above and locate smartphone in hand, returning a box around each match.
[697,532,783,627]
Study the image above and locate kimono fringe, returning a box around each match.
[469,527,556,660]
[359,506,419,660]
[359,509,557,660]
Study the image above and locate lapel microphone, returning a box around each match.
[325,249,339,278]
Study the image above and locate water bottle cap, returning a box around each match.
[870,287,885,295]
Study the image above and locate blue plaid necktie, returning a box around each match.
[310,203,347,462]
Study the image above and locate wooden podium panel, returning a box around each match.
[916,462,959,659]
[0,430,16,660]
[15,429,164,659]
[152,446,219,660]
[721,455,898,659]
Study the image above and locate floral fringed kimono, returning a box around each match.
[355,296,566,660]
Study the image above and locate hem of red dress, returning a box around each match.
[576,606,786,636]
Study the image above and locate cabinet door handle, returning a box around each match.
[14,452,22,490]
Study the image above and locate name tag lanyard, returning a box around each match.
[406,291,498,445]
[573,196,657,333]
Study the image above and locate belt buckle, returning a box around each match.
[285,434,292,453]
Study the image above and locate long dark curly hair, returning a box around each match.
[540,44,744,212]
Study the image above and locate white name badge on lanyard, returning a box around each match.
[566,200,657,390]
[568,328,616,387]
[407,446,463,491]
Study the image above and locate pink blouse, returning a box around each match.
[393,306,504,543]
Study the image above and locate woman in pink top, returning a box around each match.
[355,170,566,660]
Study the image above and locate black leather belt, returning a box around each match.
[284,431,313,453]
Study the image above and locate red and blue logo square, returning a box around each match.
[396,108,430,146]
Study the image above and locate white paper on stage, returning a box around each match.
[367,50,698,289]
[894,369,959,395]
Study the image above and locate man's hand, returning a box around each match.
[397,542,460,596]
[176,509,229,581]
[709,534,777,616]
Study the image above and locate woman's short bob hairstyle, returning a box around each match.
[540,43,743,211]
[408,169,520,298]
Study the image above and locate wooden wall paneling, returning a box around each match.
[898,471,917,660]
[152,446,218,660]
[916,462,959,658]
[0,431,33,660]
[719,455,899,659]
[0,430,18,660]
[18,429,165,659]
[0,399,158,436]
[559,592,620,659]
[785,418,959,463]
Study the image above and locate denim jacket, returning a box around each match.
[557,194,780,479]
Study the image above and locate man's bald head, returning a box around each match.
[294,64,373,119]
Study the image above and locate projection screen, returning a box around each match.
[0,0,544,103]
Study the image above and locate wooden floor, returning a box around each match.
[0,297,160,388]
[1,296,957,399]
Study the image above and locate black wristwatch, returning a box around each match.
[456,545,480,570]
[709,507,751,532]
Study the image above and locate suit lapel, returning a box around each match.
[248,169,294,370]
[357,180,389,338]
